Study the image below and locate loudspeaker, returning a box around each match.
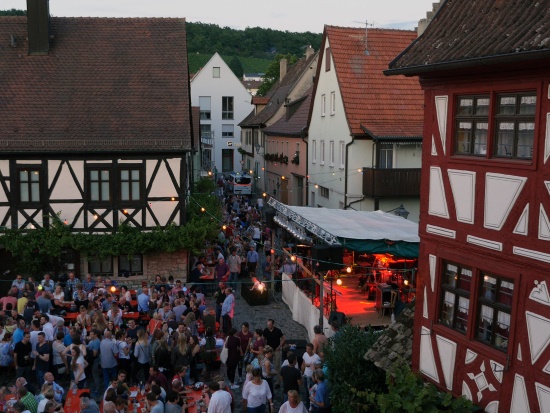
[328,311,346,327]
[264,208,276,228]
[311,245,343,271]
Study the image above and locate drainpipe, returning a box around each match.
[301,127,308,206]
[372,140,379,210]
[343,135,356,209]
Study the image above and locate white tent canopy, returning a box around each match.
[284,206,419,242]
[268,199,420,257]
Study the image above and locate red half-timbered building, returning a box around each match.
[387,1,550,412]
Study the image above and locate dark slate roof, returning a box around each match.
[322,26,424,138]
[388,0,550,75]
[364,301,415,371]
[263,86,312,137]
[239,54,317,128]
[0,17,191,153]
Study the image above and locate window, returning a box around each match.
[213,67,220,78]
[477,274,514,351]
[439,261,472,334]
[325,47,331,71]
[245,130,252,146]
[379,143,394,169]
[222,96,234,120]
[494,93,536,159]
[222,124,234,138]
[88,168,111,203]
[119,254,143,275]
[321,95,326,117]
[120,168,141,202]
[199,96,211,120]
[329,141,335,167]
[312,140,317,163]
[453,92,536,159]
[89,256,113,276]
[200,124,212,140]
[455,95,489,156]
[18,168,41,204]
[339,141,345,169]
[320,140,325,165]
[320,186,329,198]
[330,92,336,115]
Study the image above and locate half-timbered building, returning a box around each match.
[0,1,193,278]
[387,1,550,411]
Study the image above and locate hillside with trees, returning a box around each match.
[0,11,322,79]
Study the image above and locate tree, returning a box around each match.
[0,9,26,16]
[228,56,244,79]
[256,53,299,96]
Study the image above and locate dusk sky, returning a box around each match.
[3,0,437,32]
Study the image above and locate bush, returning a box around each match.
[323,324,386,413]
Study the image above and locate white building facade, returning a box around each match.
[191,53,252,175]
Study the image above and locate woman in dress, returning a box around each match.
[260,346,277,397]
[71,345,87,389]
[171,335,191,384]
[242,368,273,413]
[225,327,241,390]
[188,335,202,383]
[134,328,151,383]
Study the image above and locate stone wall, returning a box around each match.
[145,250,189,282]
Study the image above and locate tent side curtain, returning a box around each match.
[339,238,419,259]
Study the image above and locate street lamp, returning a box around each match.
[389,204,409,219]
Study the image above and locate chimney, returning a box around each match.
[279,58,287,82]
[27,0,50,55]
[417,1,442,36]
[305,45,314,59]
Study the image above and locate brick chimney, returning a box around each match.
[305,45,314,59]
[279,58,287,82]
[27,0,50,55]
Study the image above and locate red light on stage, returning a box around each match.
[270,249,275,254]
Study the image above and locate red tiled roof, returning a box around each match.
[251,96,270,105]
[239,53,317,128]
[388,0,550,75]
[0,17,191,153]
[264,86,312,137]
[324,26,423,137]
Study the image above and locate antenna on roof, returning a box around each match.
[354,20,375,55]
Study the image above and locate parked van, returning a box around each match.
[227,172,252,195]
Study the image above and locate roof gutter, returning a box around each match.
[385,49,550,77]
[300,126,308,207]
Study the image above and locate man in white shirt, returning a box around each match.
[301,343,320,410]
[206,381,232,413]
[40,314,55,343]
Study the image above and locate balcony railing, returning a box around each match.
[201,157,215,173]
[201,132,213,147]
[362,168,421,198]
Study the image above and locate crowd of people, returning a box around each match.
[0,190,331,412]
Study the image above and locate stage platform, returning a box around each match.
[328,277,394,328]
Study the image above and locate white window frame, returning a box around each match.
[329,141,335,167]
[330,92,336,115]
[321,94,326,117]
[312,140,317,163]
[320,140,325,165]
[199,96,211,120]
[339,141,345,169]
[221,124,234,138]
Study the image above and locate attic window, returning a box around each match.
[325,47,332,71]
[213,67,220,78]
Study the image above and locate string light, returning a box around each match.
[200,207,206,212]
[346,266,352,273]
[336,278,343,286]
